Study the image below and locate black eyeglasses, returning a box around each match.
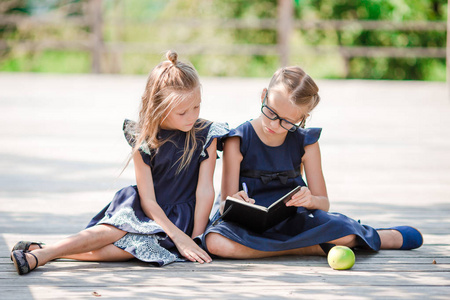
[261,91,305,132]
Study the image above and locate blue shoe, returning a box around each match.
[379,226,423,250]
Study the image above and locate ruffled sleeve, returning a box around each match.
[302,127,322,147]
[224,121,251,156]
[199,121,229,162]
[123,119,152,165]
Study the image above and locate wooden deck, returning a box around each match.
[0,73,449,299]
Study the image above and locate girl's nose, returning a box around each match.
[189,110,200,122]
[270,119,280,129]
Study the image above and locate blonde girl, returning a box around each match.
[11,51,228,275]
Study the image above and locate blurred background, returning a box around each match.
[0,0,447,81]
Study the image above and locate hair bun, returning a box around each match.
[166,50,178,65]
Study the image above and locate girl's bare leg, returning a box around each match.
[21,224,128,269]
[62,244,134,261]
[205,233,358,259]
[377,229,403,249]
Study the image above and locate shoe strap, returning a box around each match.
[26,242,44,252]
[30,242,44,250]
[28,252,39,271]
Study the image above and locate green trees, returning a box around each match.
[0,0,446,80]
[300,0,447,80]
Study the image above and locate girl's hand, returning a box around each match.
[173,232,212,264]
[286,186,315,209]
[231,190,255,204]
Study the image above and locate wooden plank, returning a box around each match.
[2,40,445,59]
[1,263,448,275]
[1,255,448,270]
[4,252,450,263]
[294,19,448,31]
[0,286,449,300]
[1,268,450,285]
[2,15,445,32]
[1,254,448,267]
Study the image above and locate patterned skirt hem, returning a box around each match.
[114,233,180,267]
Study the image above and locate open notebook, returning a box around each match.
[218,186,301,233]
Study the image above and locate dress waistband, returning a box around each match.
[240,168,301,185]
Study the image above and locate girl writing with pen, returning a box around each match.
[203,66,423,258]
[241,183,251,202]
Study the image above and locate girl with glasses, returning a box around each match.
[203,66,423,259]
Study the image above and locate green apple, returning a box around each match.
[327,246,355,270]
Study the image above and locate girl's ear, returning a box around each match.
[261,88,268,103]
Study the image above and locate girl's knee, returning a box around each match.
[333,234,357,247]
[205,233,237,257]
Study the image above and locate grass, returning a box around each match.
[0,49,446,81]
[1,50,91,73]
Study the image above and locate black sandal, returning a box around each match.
[11,250,39,275]
[11,241,45,252]
[10,241,44,261]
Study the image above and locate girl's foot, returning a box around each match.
[10,241,45,261]
[11,250,39,275]
[26,243,45,251]
[377,226,423,250]
[378,229,403,249]
[11,241,45,252]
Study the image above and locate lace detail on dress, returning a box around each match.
[98,207,163,234]
[123,119,152,155]
[114,233,178,265]
[201,122,229,157]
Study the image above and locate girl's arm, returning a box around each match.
[220,136,245,213]
[133,151,211,263]
[286,141,330,211]
[191,138,217,238]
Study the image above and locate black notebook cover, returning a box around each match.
[222,186,301,233]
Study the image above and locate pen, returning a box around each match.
[242,182,248,195]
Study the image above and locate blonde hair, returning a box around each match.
[268,66,320,115]
[130,50,205,173]
[269,67,320,176]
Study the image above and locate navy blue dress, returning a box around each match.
[204,121,381,252]
[87,119,229,266]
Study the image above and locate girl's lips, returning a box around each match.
[265,126,275,134]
